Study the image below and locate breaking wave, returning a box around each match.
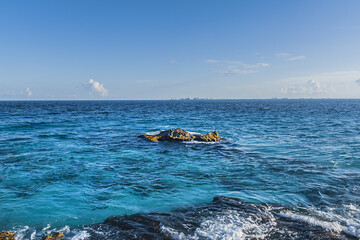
[9,196,358,240]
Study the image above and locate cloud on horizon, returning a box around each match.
[86,79,109,97]
[281,79,334,95]
[0,88,33,99]
[356,79,360,85]
[25,88,32,96]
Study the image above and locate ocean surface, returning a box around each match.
[0,100,359,239]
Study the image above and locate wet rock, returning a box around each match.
[193,131,221,142]
[144,135,162,142]
[158,128,192,141]
[0,231,15,240]
[139,128,221,142]
[84,196,355,240]
[43,232,64,240]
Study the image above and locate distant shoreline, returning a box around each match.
[1,98,360,102]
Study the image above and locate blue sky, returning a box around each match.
[1,0,360,99]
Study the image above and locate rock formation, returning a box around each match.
[0,231,15,240]
[44,232,64,240]
[84,196,352,240]
[139,128,221,142]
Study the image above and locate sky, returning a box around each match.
[1,0,360,100]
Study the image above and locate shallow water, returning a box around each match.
[0,100,359,239]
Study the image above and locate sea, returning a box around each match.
[0,99,359,239]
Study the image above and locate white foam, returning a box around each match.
[146,131,160,135]
[279,210,360,238]
[161,209,276,240]
[184,141,219,145]
[30,231,36,240]
[42,224,51,231]
[313,207,360,237]
[71,230,91,240]
[279,211,343,232]
[58,225,71,234]
[13,226,29,240]
[161,205,360,239]
[347,203,360,212]
[160,225,188,240]
[193,215,268,239]
[83,226,106,236]
[188,131,202,135]
[11,224,73,240]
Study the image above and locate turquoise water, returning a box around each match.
[0,100,359,239]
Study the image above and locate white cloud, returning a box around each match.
[0,88,33,99]
[245,63,269,68]
[206,59,269,76]
[287,56,306,61]
[283,71,360,84]
[276,52,306,61]
[281,79,334,95]
[215,68,256,76]
[280,71,360,97]
[221,60,269,69]
[25,88,32,96]
[86,79,109,97]
[205,59,218,63]
[276,52,290,57]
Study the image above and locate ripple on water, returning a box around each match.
[0,100,359,237]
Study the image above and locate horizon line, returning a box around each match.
[1,98,360,101]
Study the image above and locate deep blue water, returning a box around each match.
[0,100,359,239]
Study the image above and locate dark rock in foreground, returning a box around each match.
[139,128,222,142]
[84,196,356,240]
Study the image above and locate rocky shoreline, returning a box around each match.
[1,196,357,240]
[0,231,64,240]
